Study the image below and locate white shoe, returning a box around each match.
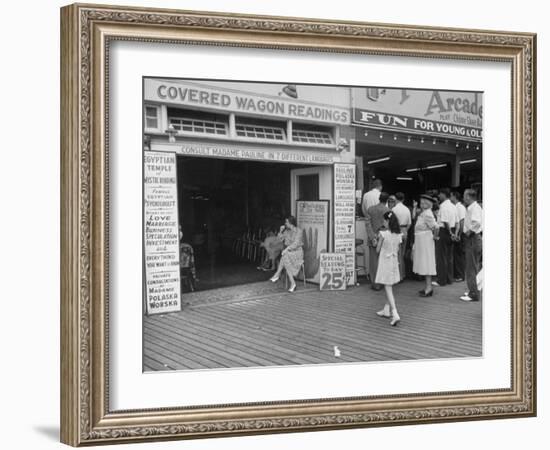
[288,283,296,293]
[460,294,473,301]
[270,275,280,283]
[376,305,391,318]
[431,281,440,286]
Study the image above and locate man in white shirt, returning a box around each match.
[361,179,383,216]
[461,189,483,302]
[435,188,458,286]
[450,191,467,281]
[392,192,411,281]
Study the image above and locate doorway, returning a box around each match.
[176,156,327,295]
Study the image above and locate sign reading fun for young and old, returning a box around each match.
[352,88,483,141]
[144,151,181,315]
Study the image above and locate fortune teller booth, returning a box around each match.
[143,79,361,314]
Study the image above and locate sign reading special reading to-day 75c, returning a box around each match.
[352,88,483,141]
[144,151,181,315]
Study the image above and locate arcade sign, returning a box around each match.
[352,88,482,141]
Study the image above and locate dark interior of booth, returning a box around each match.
[176,155,320,294]
[356,140,483,206]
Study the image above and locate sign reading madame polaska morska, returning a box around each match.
[144,151,181,315]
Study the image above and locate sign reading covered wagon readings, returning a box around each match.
[352,88,483,141]
[145,79,351,125]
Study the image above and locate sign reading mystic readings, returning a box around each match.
[144,151,181,315]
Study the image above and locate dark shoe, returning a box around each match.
[371,285,382,291]
[419,289,433,297]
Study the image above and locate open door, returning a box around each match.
[290,166,332,283]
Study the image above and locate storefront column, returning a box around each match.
[229,113,236,138]
[159,105,169,132]
[286,120,293,144]
[451,152,461,187]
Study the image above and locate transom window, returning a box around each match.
[292,125,333,144]
[167,107,228,136]
[169,117,227,135]
[145,105,159,129]
[235,116,286,141]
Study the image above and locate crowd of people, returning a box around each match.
[250,177,483,328]
[362,179,483,327]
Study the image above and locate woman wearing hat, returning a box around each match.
[412,194,438,296]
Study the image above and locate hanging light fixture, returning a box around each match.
[367,156,391,165]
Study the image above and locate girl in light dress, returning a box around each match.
[375,211,403,326]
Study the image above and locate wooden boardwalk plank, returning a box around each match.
[164,310,335,364]
[144,279,482,371]
[149,316,312,366]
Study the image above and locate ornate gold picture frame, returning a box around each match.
[60,3,536,446]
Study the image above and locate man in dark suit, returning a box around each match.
[365,191,390,290]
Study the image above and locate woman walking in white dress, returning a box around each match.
[375,211,403,326]
[413,194,438,297]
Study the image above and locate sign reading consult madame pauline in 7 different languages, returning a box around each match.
[352,88,483,141]
[144,151,181,315]
[145,79,351,125]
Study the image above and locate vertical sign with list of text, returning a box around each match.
[144,151,181,315]
[334,163,356,286]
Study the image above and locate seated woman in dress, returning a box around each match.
[412,194,438,297]
[257,229,285,271]
[269,216,304,293]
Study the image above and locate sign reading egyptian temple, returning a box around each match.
[144,151,181,315]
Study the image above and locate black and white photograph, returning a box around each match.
[142,78,484,371]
